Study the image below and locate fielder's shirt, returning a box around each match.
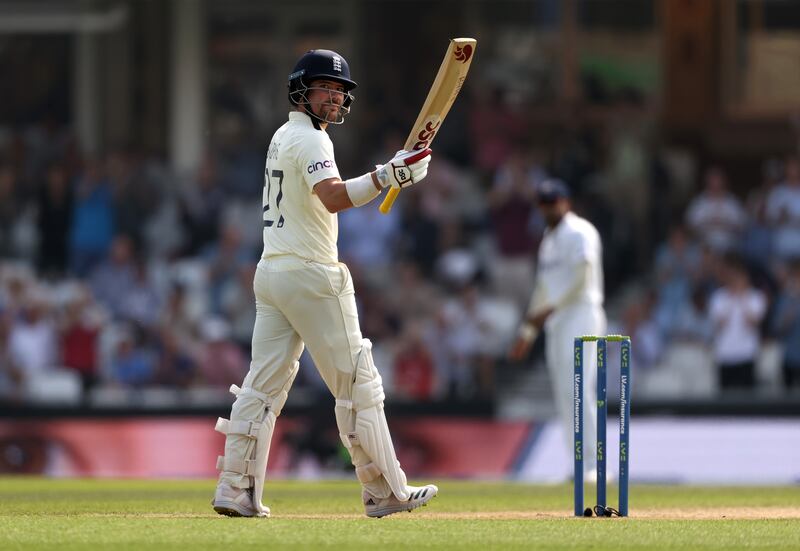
[261,111,341,263]
[536,211,604,322]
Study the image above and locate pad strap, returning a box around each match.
[215,418,262,438]
[216,455,258,476]
[340,422,382,483]
[355,462,382,484]
[230,385,271,405]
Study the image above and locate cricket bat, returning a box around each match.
[379,37,476,214]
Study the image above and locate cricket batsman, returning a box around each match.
[212,49,437,518]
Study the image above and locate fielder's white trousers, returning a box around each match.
[544,302,606,478]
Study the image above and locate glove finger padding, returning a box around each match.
[376,148,432,189]
[409,155,430,182]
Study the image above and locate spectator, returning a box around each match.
[438,283,501,399]
[118,261,162,328]
[653,224,702,332]
[153,327,197,388]
[0,165,19,255]
[111,325,156,387]
[392,321,436,401]
[468,86,526,179]
[770,260,800,390]
[486,145,544,307]
[383,260,441,322]
[220,263,257,351]
[622,291,664,371]
[0,311,21,401]
[194,317,247,387]
[353,280,399,345]
[68,158,115,276]
[110,148,164,252]
[399,191,442,278]
[88,235,137,318]
[178,156,226,256]
[766,155,800,264]
[338,193,400,283]
[0,268,28,319]
[36,163,73,277]
[159,282,200,350]
[8,291,58,394]
[203,224,253,315]
[686,166,747,254]
[59,288,101,394]
[742,158,782,271]
[708,256,768,391]
[670,287,714,345]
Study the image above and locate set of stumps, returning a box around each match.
[573,335,631,518]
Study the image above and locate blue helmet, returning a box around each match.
[537,178,571,202]
[288,49,357,109]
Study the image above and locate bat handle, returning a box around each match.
[379,187,400,214]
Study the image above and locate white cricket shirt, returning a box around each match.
[536,211,604,316]
[261,112,342,263]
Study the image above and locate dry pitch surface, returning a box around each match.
[2,478,799,550]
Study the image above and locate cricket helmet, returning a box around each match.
[288,49,357,109]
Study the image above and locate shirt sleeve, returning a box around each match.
[571,230,594,263]
[295,132,341,190]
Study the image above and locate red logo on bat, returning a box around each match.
[454,44,473,63]
[413,119,441,150]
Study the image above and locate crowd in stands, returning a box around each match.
[2,99,800,408]
[627,156,800,394]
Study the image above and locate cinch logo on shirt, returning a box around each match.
[307,159,336,173]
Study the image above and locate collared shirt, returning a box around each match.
[261,111,342,263]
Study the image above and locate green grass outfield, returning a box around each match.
[1,478,799,550]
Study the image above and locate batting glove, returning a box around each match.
[375,148,432,189]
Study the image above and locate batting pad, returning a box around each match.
[215,361,299,515]
[335,339,410,501]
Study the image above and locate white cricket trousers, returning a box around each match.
[544,302,606,478]
[220,256,378,489]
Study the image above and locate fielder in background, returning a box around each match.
[212,49,437,518]
[509,178,607,481]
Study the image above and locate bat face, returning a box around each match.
[448,73,469,106]
[402,39,475,153]
[411,118,442,151]
[379,38,476,214]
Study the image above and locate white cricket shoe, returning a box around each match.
[212,483,269,518]
[363,484,439,518]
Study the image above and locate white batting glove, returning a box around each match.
[375,148,432,189]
